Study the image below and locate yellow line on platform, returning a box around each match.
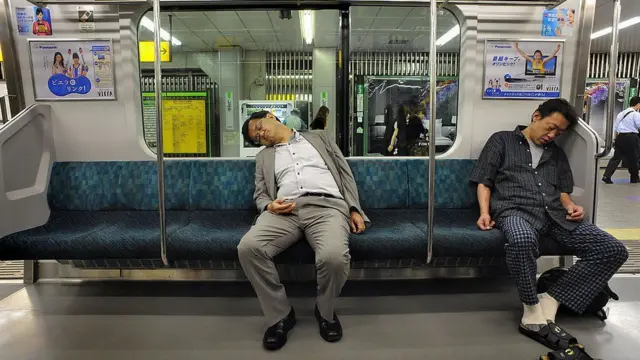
[603,228,640,241]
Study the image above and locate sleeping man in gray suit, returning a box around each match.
[239,110,368,350]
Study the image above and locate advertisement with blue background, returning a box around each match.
[542,8,576,37]
[483,40,564,100]
[15,6,53,36]
[29,40,115,101]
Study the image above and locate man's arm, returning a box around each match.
[253,153,273,214]
[469,134,504,230]
[557,149,583,221]
[324,133,368,222]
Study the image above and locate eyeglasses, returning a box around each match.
[253,118,265,144]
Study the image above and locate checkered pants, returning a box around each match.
[498,216,629,313]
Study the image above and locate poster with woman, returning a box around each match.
[29,39,116,100]
[483,40,564,100]
[15,6,53,36]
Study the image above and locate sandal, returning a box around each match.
[540,344,595,360]
[519,322,578,350]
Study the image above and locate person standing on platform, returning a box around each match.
[602,96,640,184]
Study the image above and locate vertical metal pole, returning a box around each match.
[339,9,351,155]
[596,0,620,158]
[153,0,168,266]
[427,0,437,264]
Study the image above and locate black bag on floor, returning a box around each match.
[537,267,619,321]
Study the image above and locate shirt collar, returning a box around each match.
[275,130,301,147]
[514,125,528,139]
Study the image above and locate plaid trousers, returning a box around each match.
[498,216,628,313]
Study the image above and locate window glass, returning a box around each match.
[137,9,340,158]
[349,6,460,156]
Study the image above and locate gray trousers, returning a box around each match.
[237,196,351,326]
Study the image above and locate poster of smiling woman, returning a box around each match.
[28,39,116,101]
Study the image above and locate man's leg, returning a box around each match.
[237,212,303,326]
[302,207,351,321]
[546,222,628,315]
[602,143,624,181]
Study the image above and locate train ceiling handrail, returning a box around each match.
[25,0,567,9]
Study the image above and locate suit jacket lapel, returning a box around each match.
[263,147,277,198]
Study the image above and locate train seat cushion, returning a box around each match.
[0,211,190,259]
[166,209,426,262]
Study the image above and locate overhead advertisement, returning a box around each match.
[142,92,208,155]
[29,39,115,100]
[483,40,564,100]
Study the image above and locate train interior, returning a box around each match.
[0,0,640,358]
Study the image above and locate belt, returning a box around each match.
[300,192,338,199]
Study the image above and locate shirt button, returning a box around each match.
[538,183,542,186]
[300,186,303,189]
[545,206,548,209]
[293,153,296,155]
[527,150,530,152]
[296,163,299,166]
[297,173,300,175]
[529,163,532,166]
[543,193,546,196]
[535,172,538,174]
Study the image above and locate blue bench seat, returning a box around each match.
[0,159,569,263]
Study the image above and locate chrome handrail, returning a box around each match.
[426,0,437,265]
[595,0,620,159]
[153,0,169,266]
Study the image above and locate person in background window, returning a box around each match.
[283,108,303,131]
[51,52,66,75]
[310,116,326,130]
[313,106,330,128]
[602,96,640,184]
[239,110,368,351]
[470,98,628,352]
[32,8,52,36]
[406,114,427,156]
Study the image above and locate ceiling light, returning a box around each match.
[591,16,640,39]
[141,16,182,46]
[436,25,460,46]
[299,10,314,45]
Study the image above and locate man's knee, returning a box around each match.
[315,247,350,273]
[237,234,264,261]
[609,239,629,266]
[507,233,538,253]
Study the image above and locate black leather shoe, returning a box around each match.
[263,308,296,350]
[602,176,613,184]
[314,305,342,342]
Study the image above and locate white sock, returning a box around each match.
[539,292,560,323]
[522,303,546,326]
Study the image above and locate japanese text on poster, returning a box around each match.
[142,92,208,154]
[542,8,576,37]
[29,39,115,100]
[483,40,564,100]
[16,6,53,36]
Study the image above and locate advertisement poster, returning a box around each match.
[542,8,576,37]
[16,6,53,36]
[483,40,564,100]
[29,39,115,101]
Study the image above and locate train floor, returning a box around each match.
[0,277,639,359]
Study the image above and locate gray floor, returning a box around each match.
[596,167,640,230]
[0,278,638,359]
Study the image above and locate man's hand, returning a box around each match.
[477,213,495,231]
[565,203,584,222]
[350,210,365,234]
[267,199,296,215]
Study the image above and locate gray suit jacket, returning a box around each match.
[253,131,369,223]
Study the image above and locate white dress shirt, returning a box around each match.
[614,107,640,134]
[274,131,343,200]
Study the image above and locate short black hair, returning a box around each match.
[310,116,325,130]
[630,96,640,107]
[36,8,43,16]
[534,50,543,57]
[241,110,270,147]
[536,98,579,129]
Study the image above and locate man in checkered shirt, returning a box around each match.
[470,98,628,350]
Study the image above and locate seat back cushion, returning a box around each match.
[407,159,478,209]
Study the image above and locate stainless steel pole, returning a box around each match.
[596,0,620,158]
[427,0,437,264]
[153,0,168,266]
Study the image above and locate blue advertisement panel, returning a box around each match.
[483,40,564,100]
[542,8,576,37]
[16,6,53,36]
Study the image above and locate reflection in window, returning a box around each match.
[349,7,460,156]
[137,10,339,158]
